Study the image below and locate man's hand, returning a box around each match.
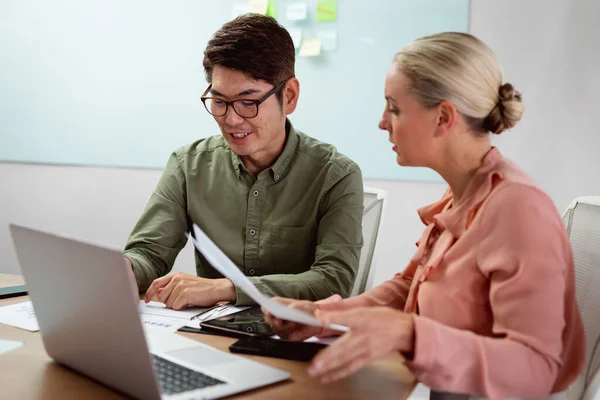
[144,272,236,309]
[263,295,347,341]
[308,307,415,383]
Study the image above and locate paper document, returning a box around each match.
[139,301,248,329]
[141,314,186,333]
[0,301,39,332]
[0,339,23,354]
[191,224,349,333]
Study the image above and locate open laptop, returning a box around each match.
[9,224,289,400]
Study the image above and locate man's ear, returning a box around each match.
[283,77,300,115]
[434,100,457,137]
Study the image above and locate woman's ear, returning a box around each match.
[284,77,300,115]
[434,100,457,137]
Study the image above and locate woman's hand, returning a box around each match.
[308,307,415,383]
[263,294,346,341]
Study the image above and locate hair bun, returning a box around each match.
[498,83,521,102]
[483,83,525,134]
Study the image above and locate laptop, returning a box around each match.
[9,224,290,400]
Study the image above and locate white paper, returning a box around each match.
[192,224,349,332]
[0,301,39,332]
[141,314,186,333]
[317,29,337,51]
[288,28,303,49]
[286,2,308,21]
[139,300,247,327]
[0,339,24,354]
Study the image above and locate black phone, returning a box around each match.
[229,336,327,361]
[0,284,27,299]
[198,307,274,338]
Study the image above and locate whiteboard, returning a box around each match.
[0,0,469,181]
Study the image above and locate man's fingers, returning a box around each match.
[145,275,172,302]
[170,289,189,310]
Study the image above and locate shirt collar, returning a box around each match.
[417,147,505,238]
[229,118,298,181]
[269,119,298,182]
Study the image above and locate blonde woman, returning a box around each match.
[264,32,585,399]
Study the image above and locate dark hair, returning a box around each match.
[203,14,295,101]
[482,83,523,134]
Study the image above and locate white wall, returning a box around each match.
[1,0,599,286]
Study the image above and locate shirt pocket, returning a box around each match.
[258,225,317,275]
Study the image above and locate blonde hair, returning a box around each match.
[394,32,524,134]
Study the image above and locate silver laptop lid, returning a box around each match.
[9,224,161,400]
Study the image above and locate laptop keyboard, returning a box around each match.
[152,354,225,395]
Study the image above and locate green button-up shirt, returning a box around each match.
[124,120,363,305]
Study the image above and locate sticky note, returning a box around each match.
[316,1,337,22]
[248,0,269,15]
[299,38,322,57]
[286,2,308,21]
[317,29,337,51]
[266,1,277,18]
[288,28,303,49]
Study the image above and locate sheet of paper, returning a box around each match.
[317,29,337,51]
[248,0,268,15]
[286,2,308,21]
[316,1,337,22]
[139,300,247,326]
[0,301,39,332]
[141,314,186,333]
[192,224,348,332]
[0,339,24,354]
[299,38,322,57]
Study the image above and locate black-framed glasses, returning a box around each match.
[200,79,288,119]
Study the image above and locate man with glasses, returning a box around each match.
[124,14,364,309]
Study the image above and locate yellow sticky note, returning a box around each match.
[266,1,277,18]
[316,1,337,22]
[299,38,322,57]
[249,0,268,15]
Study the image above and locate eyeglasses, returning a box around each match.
[200,79,288,119]
[190,304,228,322]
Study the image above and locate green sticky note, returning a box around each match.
[266,1,277,18]
[316,1,337,22]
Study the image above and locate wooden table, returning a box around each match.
[0,274,416,399]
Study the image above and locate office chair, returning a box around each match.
[350,186,386,297]
[563,197,600,400]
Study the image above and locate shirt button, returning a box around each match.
[249,269,256,275]
[249,229,256,236]
[274,175,280,181]
[253,190,259,197]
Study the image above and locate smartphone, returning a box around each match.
[229,336,327,361]
[0,284,27,299]
[198,307,274,338]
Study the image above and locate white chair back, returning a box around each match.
[351,186,386,296]
[564,197,600,400]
